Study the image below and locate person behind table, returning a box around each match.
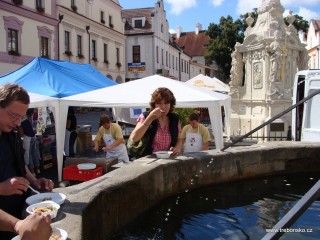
[65,106,77,157]
[128,87,181,157]
[19,108,41,175]
[176,113,211,153]
[0,83,54,239]
[93,114,129,164]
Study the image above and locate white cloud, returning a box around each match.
[296,7,320,21]
[236,0,260,15]
[281,0,319,7]
[165,0,197,15]
[210,0,225,7]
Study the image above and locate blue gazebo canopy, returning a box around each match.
[0,57,117,98]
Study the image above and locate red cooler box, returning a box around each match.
[63,165,102,181]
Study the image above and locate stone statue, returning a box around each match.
[266,32,282,82]
[229,47,243,86]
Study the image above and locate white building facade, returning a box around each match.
[0,0,125,82]
[122,0,190,81]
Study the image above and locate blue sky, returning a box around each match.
[119,0,320,33]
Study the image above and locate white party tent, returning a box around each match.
[186,74,230,93]
[62,74,231,149]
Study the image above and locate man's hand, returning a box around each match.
[15,213,52,240]
[0,177,29,195]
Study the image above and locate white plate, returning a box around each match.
[26,192,66,205]
[155,151,173,159]
[77,163,96,170]
[11,227,68,240]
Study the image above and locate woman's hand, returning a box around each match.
[0,177,30,196]
[149,108,164,120]
[31,178,54,192]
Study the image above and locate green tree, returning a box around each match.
[205,16,243,80]
[284,14,309,33]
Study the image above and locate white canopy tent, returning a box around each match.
[27,76,231,182]
[186,74,230,93]
[62,74,231,148]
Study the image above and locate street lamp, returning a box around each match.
[86,26,90,64]
[57,14,64,60]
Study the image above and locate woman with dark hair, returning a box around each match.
[128,87,181,157]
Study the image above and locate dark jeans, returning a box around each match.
[69,131,77,157]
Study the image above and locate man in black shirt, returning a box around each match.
[0,83,53,239]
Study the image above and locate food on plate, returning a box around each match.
[49,232,62,240]
[42,197,52,201]
[34,205,56,213]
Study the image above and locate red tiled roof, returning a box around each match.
[173,31,210,57]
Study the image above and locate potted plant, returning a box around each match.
[12,0,23,5]
[36,6,45,13]
[64,50,72,56]
[8,49,20,56]
[92,57,98,62]
[103,60,109,64]
[77,54,84,59]
[109,23,114,28]
[116,62,121,68]
[101,19,105,24]
[71,5,77,12]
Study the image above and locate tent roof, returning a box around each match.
[186,74,230,93]
[62,75,230,108]
[28,92,58,108]
[0,57,117,98]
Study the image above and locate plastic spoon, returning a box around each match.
[29,185,40,194]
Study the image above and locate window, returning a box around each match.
[134,20,142,28]
[132,45,140,63]
[100,11,105,24]
[77,35,83,58]
[156,46,159,63]
[8,28,19,54]
[40,37,48,57]
[4,16,23,56]
[64,31,71,53]
[166,51,168,66]
[161,24,163,33]
[172,55,174,69]
[116,47,120,63]
[161,49,164,65]
[36,0,44,12]
[71,0,77,11]
[92,40,96,60]
[109,15,113,28]
[103,43,108,63]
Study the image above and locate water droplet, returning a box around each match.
[310,177,314,180]
[165,218,168,221]
[206,198,208,201]
[284,179,287,182]
[285,183,291,186]
[166,213,170,216]
[199,170,202,173]
[168,208,171,212]
[185,189,189,192]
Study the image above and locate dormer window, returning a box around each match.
[132,17,146,28]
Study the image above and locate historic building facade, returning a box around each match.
[0,0,126,82]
